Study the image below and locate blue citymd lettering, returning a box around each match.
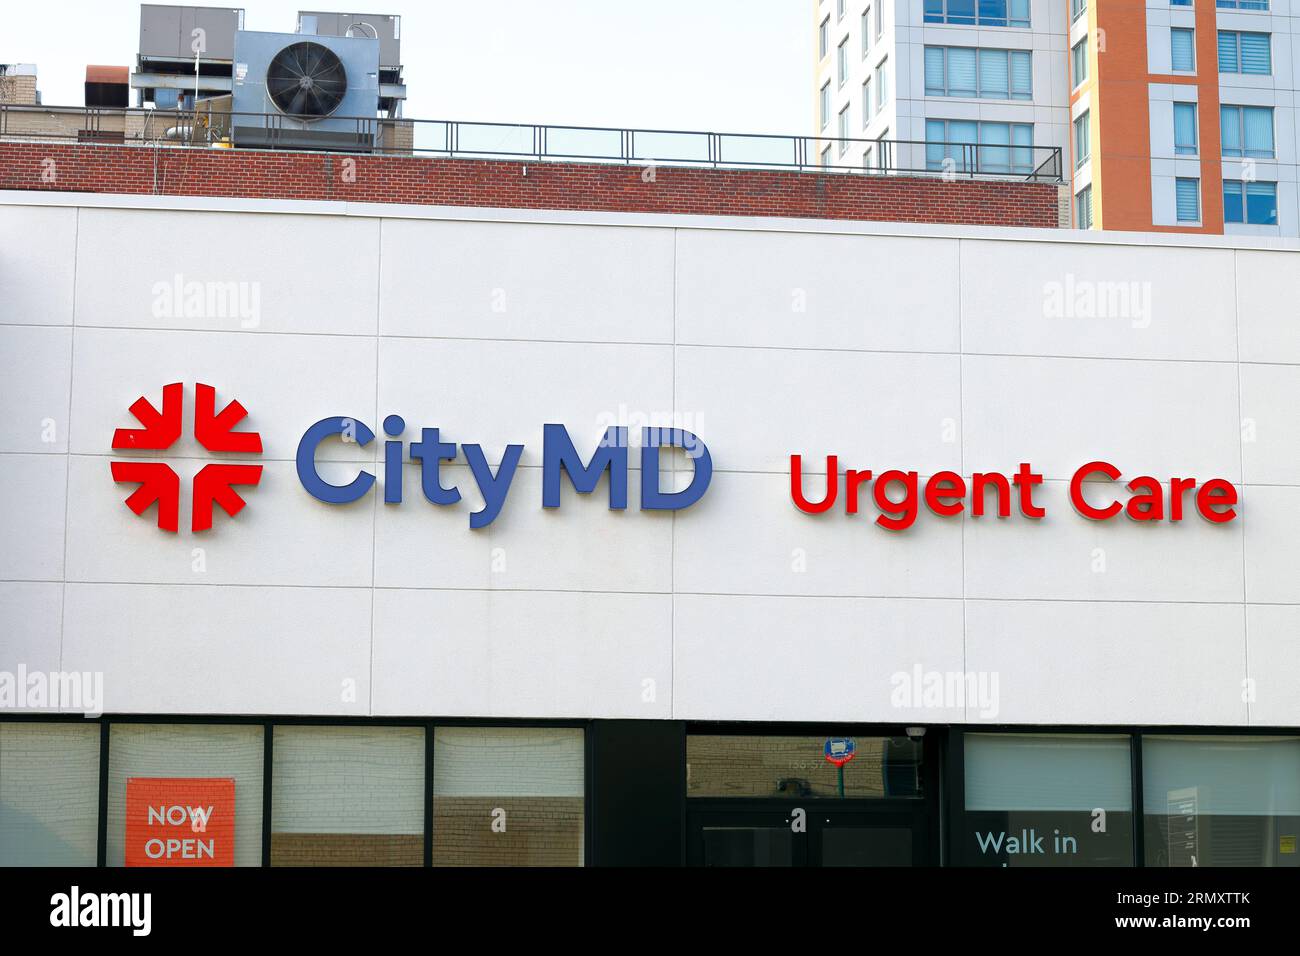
[383,415,405,504]
[298,418,710,523]
[542,424,628,509]
[640,427,713,510]
[463,443,523,529]
[409,427,461,506]
[296,416,376,504]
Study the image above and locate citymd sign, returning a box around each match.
[110,384,1239,533]
[110,384,713,532]
[296,417,714,527]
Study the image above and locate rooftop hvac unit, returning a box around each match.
[231,30,379,150]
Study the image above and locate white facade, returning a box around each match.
[1,193,1299,728]
[814,0,1069,177]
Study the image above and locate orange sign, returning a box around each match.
[125,777,235,867]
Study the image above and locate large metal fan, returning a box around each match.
[265,41,348,118]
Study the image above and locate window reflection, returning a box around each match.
[687,735,922,799]
[1143,736,1300,867]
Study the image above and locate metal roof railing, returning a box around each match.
[0,103,1065,184]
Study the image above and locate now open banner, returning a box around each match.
[124,777,236,867]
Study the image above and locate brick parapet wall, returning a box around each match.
[0,141,1062,227]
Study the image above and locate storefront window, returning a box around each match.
[0,723,100,866]
[432,727,584,866]
[270,726,424,866]
[1143,735,1300,867]
[106,723,263,867]
[687,735,922,799]
[963,733,1133,866]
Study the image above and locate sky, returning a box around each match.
[3,0,811,136]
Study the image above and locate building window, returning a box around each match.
[820,81,831,129]
[862,78,872,126]
[819,16,830,59]
[1072,0,1087,20]
[1221,105,1274,157]
[862,8,871,55]
[1072,38,1088,87]
[1142,736,1300,866]
[837,0,846,19]
[838,37,849,87]
[1173,102,1198,155]
[1216,0,1268,9]
[1224,180,1278,224]
[863,145,874,169]
[1175,177,1201,222]
[0,723,100,866]
[875,0,883,37]
[1073,111,1090,167]
[875,58,888,108]
[926,119,1035,174]
[821,144,832,168]
[1171,0,1191,5]
[432,728,584,866]
[107,723,264,867]
[963,734,1132,865]
[838,104,850,153]
[876,130,889,169]
[687,735,923,799]
[1076,185,1094,228]
[270,726,424,867]
[1171,28,1196,71]
[924,47,1032,100]
[924,0,1031,28]
[1218,31,1271,73]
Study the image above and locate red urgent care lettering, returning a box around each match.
[1069,460,1238,523]
[789,456,1238,530]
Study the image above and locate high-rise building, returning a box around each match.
[814,0,1292,234]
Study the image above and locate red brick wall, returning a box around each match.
[0,141,1062,227]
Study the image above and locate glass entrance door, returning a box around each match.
[811,811,922,866]
[690,811,807,867]
[688,807,931,866]
[684,730,939,867]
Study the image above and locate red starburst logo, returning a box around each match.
[110,383,264,533]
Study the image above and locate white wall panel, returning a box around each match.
[61,583,373,714]
[0,325,71,454]
[1242,484,1300,604]
[0,205,77,326]
[962,353,1242,482]
[961,239,1236,360]
[1240,362,1300,485]
[0,454,67,581]
[1246,604,1300,726]
[371,589,672,718]
[964,600,1249,725]
[74,208,381,336]
[1238,250,1300,364]
[673,594,966,722]
[0,583,64,701]
[379,219,674,343]
[676,229,960,352]
[1,197,1296,726]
